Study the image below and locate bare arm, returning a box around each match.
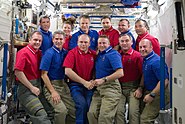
[139,74,144,87]
[106,68,124,81]
[65,68,93,89]
[134,74,144,98]
[41,71,61,104]
[143,79,169,103]
[41,71,55,93]
[151,78,169,94]
[94,68,124,86]
[15,70,40,96]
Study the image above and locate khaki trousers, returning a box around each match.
[88,80,121,124]
[115,81,140,124]
[44,80,76,124]
[17,79,51,124]
[115,89,140,124]
[140,88,170,124]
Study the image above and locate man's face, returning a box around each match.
[53,34,65,50]
[139,39,153,57]
[101,18,112,30]
[119,35,132,52]
[135,20,148,35]
[62,23,72,36]
[77,35,90,52]
[29,33,42,50]
[98,37,110,52]
[79,18,90,33]
[40,18,50,32]
[118,20,130,33]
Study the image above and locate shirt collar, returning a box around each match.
[65,35,72,40]
[99,46,112,54]
[120,48,133,55]
[102,26,113,33]
[27,44,39,54]
[121,29,131,35]
[79,28,91,34]
[38,27,51,35]
[52,45,65,53]
[77,47,91,54]
[144,51,155,61]
[138,32,149,40]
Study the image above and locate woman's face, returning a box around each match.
[62,23,72,36]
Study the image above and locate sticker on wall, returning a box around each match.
[177,76,183,88]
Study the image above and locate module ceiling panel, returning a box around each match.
[54,0,121,3]
[49,0,149,29]
[49,0,147,19]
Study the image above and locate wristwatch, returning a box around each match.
[102,77,108,82]
[149,92,156,98]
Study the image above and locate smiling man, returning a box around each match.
[135,19,160,55]
[88,35,123,124]
[118,19,136,49]
[115,34,143,124]
[14,31,51,124]
[38,15,53,55]
[40,30,75,124]
[64,34,96,124]
[99,16,120,50]
[69,15,99,50]
[139,39,169,124]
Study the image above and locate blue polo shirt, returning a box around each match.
[121,29,136,49]
[69,28,99,50]
[95,46,123,79]
[40,46,68,80]
[38,27,53,55]
[143,51,169,91]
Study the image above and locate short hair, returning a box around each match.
[78,34,90,41]
[119,19,130,25]
[39,15,50,23]
[135,19,149,30]
[79,15,90,21]
[52,30,65,39]
[29,31,42,39]
[119,33,133,41]
[141,39,153,47]
[101,16,111,21]
[98,35,110,43]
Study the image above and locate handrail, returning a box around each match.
[0,40,9,101]
[160,46,166,110]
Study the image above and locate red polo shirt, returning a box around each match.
[14,44,42,80]
[63,35,72,50]
[99,26,119,48]
[63,47,96,81]
[135,32,160,55]
[119,48,143,83]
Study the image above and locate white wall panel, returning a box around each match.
[0,0,11,77]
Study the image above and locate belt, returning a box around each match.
[120,80,140,89]
[51,79,65,87]
[18,78,41,87]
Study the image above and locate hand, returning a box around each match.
[51,90,61,105]
[91,80,97,87]
[30,86,40,96]
[94,78,104,86]
[89,80,95,89]
[133,88,143,98]
[83,81,94,90]
[143,94,154,103]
